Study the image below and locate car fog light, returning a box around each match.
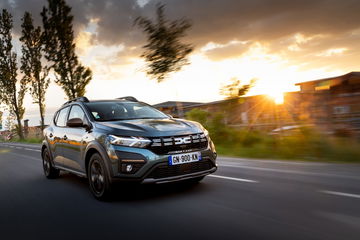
[126,164,133,172]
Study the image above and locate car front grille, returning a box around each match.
[146,159,214,179]
[148,133,208,154]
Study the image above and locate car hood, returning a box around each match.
[95,118,203,137]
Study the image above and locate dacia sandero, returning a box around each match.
[41,97,217,200]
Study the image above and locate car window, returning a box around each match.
[85,101,168,121]
[56,107,69,127]
[68,105,86,122]
[53,111,59,124]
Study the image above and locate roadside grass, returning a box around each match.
[186,108,360,163]
[7,137,43,144]
[214,133,360,163]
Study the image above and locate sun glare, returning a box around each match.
[267,91,284,104]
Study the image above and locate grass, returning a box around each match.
[185,108,360,163]
[214,133,360,163]
[7,137,43,144]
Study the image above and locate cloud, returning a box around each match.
[4,0,359,45]
[201,41,250,61]
[4,0,360,70]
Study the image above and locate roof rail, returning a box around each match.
[117,96,138,102]
[63,97,89,105]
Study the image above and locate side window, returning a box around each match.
[53,111,59,124]
[68,105,86,122]
[56,107,70,127]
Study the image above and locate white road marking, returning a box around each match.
[0,144,41,152]
[220,157,329,166]
[218,164,360,180]
[320,190,360,199]
[209,174,258,183]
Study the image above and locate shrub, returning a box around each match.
[185,109,360,162]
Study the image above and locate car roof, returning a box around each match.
[62,96,139,106]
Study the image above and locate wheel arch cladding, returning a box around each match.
[85,148,100,175]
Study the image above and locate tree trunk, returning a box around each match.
[16,114,24,140]
[13,92,24,140]
[38,82,45,131]
[39,102,45,131]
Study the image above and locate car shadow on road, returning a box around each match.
[58,172,214,203]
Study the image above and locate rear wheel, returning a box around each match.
[42,148,60,179]
[88,153,112,200]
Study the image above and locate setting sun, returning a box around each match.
[267,91,284,105]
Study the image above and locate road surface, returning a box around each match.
[0,142,359,240]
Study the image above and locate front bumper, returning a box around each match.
[107,143,217,184]
[141,166,217,184]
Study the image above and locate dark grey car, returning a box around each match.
[42,97,217,200]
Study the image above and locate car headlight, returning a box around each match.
[108,135,151,148]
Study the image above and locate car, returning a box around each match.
[41,96,217,200]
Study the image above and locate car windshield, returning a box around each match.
[85,101,168,121]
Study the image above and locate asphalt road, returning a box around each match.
[0,142,360,240]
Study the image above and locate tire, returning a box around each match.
[87,153,112,200]
[42,148,60,179]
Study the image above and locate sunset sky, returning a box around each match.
[1,0,360,126]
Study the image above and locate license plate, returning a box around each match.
[168,152,201,166]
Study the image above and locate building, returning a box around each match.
[152,101,201,117]
[153,72,360,135]
[295,71,360,134]
[182,94,302,131]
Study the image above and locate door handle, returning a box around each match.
[63,135,68,140]
[49,133,53,138]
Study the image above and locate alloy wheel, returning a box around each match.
[43,151,51,176]
[90,160,105,194]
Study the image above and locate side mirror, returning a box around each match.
[66,118,84,128]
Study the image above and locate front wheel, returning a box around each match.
[42,148,60,179]
[88,153,112,200]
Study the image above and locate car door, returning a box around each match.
[51,106,70,166]
[62,104,89,172]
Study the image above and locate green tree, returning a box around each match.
[20,12,50,130]
[41,0,92,99]
[135,3,193,82]
[185,108,210,127]
[0,9,27,139]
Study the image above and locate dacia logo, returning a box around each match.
[174,136,191,145]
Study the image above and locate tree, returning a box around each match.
[0,9,27,139]
[220,78,255,99]
[41,0,92,99]
[219,78,256,124]
[20,12,50,130]
[0,109,3,130]
[4,109,16,133]
[135,3,193,82]
[185,108,210,128]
